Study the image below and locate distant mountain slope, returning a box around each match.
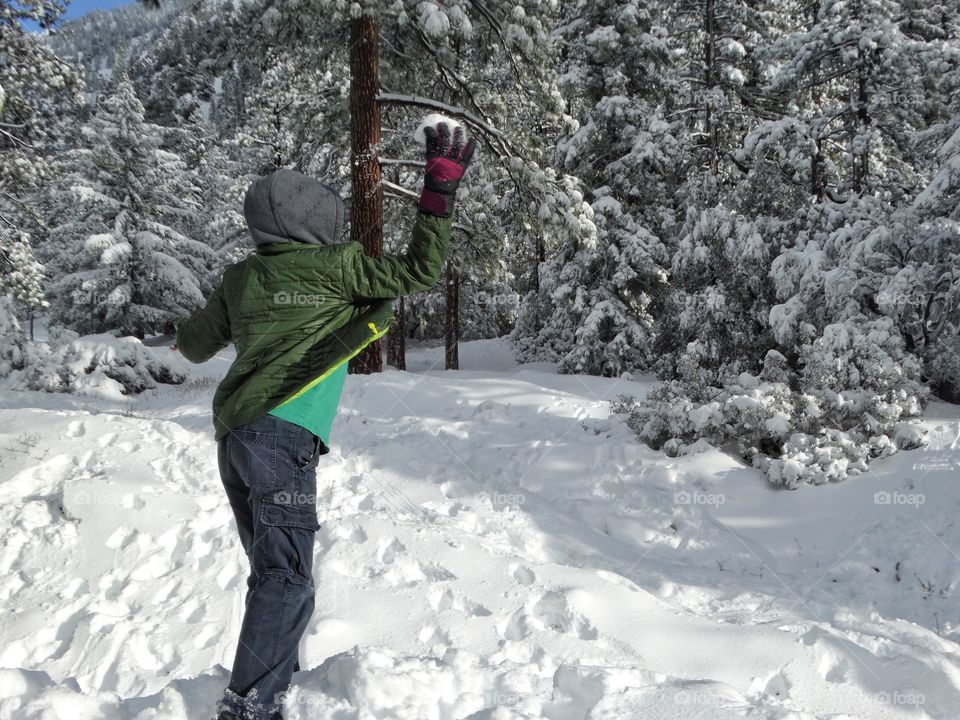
[48,0,192,96]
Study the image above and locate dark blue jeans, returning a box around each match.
[216,414,323,720]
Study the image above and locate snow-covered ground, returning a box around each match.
[1,338,959,719]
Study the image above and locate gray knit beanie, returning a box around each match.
[243,169,345,248]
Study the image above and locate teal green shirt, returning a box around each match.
[268,362,348,446]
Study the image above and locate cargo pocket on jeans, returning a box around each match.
[258,494,320,585]
[261,492,321,531]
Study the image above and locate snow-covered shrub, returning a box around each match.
[757,422,925,489]
[611,356,799,470]
[614,317,929,488]
[797,315,928,434]
[13,332,187,397]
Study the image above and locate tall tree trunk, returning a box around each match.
[533,233,545,291]
[703,0,718,174]
[387,296,406,369]
[272,106,283,169]
[852,50,870,193]
[444,262,459,370]
[808,3,825,201]
[348,14,384,375]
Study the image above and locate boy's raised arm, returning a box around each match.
[341,211,452,301]
[342,122,476,303]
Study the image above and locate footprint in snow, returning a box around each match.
[498,607,531,642]
[377,537,405,565]
[428,586,491,616]
[511,564,536,586]
[525,590,598,640]
[178,597,206,624]
[332,523,367,544]
[417,623,452,649]
[750,668,791,701]
[817,651,849,683]
[379,557,455,588]
[419,561,456,581]
[216,559,245,591]
[152,577,182,604]
[192,622,221,650]
[105,527,137,551]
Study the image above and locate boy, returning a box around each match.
[175,124,475,720]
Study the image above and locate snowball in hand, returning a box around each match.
[414,113,464,143]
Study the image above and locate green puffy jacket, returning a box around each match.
[176,210,452,439]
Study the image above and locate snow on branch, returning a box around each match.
[379,158,426,168]
[381,179,419,202]
[376,93,512,157]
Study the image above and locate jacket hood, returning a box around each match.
[243,169,345,248]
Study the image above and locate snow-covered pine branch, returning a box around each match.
[376,93,511,157]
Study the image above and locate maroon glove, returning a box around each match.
[418,122,476,218]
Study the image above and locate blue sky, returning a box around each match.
[61,0,135,21]
[21,0,135,31]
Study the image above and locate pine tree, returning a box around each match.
[513,187,669,376]
[657,205,779,383]
[1,0,80,339]
[237,51,347,174]
[512,0,675,375]
[140,9,216,127]
[46,67,213,338]
[764,0,934,199]
[1,0,81,202]
[197,142,249,263]
[665,0,782,193]
[0,230,47,339]
[897,120,960,401]
[554,0,681,232]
